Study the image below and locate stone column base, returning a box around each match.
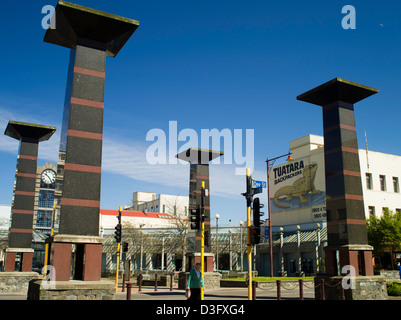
[0,272,39,294]
[4,248,34,272]
[186,252,215,272]
[48,234,104,281]
[27,279,115,300]
[314,275,388,300]
[178,271,221,290]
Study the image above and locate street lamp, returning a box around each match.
[215,214,220,272]
[266,151,292,277]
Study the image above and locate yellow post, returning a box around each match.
[43,203,56,277]
[246,168,252,300]
[115,242,120,292]
[201,181,205,300]
[115,206,122,292]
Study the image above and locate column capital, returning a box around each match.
[296,77,378,106]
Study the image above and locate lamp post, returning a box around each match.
[266,152,293,277]
[215,214,220,272]
[239,221,244,272]
[228,229,232,271]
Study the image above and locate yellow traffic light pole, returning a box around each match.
[246,168,252,300]
[115,242,120,292]
[201,181,205,300]
[115,206,122,292]
[43,203,56,277]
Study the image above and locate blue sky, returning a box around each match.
[0,0,400,227]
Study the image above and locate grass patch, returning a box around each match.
[223,276,314,281]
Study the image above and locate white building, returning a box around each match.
[99,209,186,232]
[359,149,401,216]
[129,191,189,219]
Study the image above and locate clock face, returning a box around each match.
[41,169,56,184]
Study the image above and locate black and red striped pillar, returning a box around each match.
[43,1,139,281]
[176,148,223,272]
[4,121,56,272]
[297,78,378,277]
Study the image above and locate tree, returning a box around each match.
[366,209,401,268]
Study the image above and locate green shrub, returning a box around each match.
[387,281,401,296]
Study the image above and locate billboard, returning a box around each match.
[269,153,326,226]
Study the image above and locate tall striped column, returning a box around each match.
[43,1,139,281]
[297,78,378,277]
[4,121,56,272]
[176,148,223,272]
[57,43,106,237]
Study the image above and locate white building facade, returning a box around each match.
[130,191,189,219]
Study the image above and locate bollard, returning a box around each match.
[252,281,257,300]
[126,282,132,300]
[170,273,173,291]
[155,274,158,291]
[122,273,125,292]
[138,274,142,292]
[299,279,303,300]
[276,280,281,300]
[320,278,325,300]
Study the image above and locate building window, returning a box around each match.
[38,190,55,208]
[396,209,401,215]
[379,175,386,191]
[368,206,375,217]
[393,177,399,193]
[382,207,389,214]
[366,173,373,190]
[162,205,165,213]
[36,210,52,227]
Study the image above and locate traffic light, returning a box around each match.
[114,223,122,243]
[190,207,201,230]
[250,226,260,245]
[123,242,128,253]
[251,197,264,244]
[253,197,264,228]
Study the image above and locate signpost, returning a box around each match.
[252,180,267,188]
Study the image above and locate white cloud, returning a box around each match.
[0,105,260,200]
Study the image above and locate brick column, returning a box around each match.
[4,121,56,272]
[43,1,139,281]
[176,148,223,270]
[297,78,378,276]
